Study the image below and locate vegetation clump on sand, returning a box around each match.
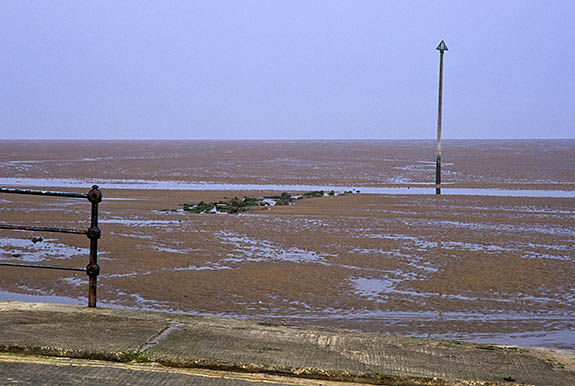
[302,190,327,198]
[263,192,294,206]
[182,196,265,214]
[172,190,352,214]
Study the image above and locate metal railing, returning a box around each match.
[0,185,102,307]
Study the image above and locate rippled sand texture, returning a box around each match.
[1,140,574,189]
[1,140,574,349]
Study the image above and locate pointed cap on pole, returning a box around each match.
[436,40,448,51]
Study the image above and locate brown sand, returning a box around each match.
[1,140,574,348]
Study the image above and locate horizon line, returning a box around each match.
[1,138,574,141]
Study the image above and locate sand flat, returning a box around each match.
[1,140,574,349]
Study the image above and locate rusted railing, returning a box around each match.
[0,185,102,307]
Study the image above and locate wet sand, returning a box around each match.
[1,140,574,349]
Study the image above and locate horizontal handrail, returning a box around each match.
[0,224,87,235]
[0,187,87,199]
[0,262,85,272]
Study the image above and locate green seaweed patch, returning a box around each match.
[179,190,354,214]
[182,196,270,214]
[264,192,293,206]
[301,190,324,198]
[545,358,565,369]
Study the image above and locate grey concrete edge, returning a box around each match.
[1,301,571,386]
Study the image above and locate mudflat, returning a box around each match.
[1,140,574,349]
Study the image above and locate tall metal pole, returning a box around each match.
[435,40,448,195]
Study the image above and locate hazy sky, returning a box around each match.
[1,1,573,140]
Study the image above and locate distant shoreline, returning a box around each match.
[1,138,574,142]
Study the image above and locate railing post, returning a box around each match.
[1,185,103,307]
[86,185,102,308]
